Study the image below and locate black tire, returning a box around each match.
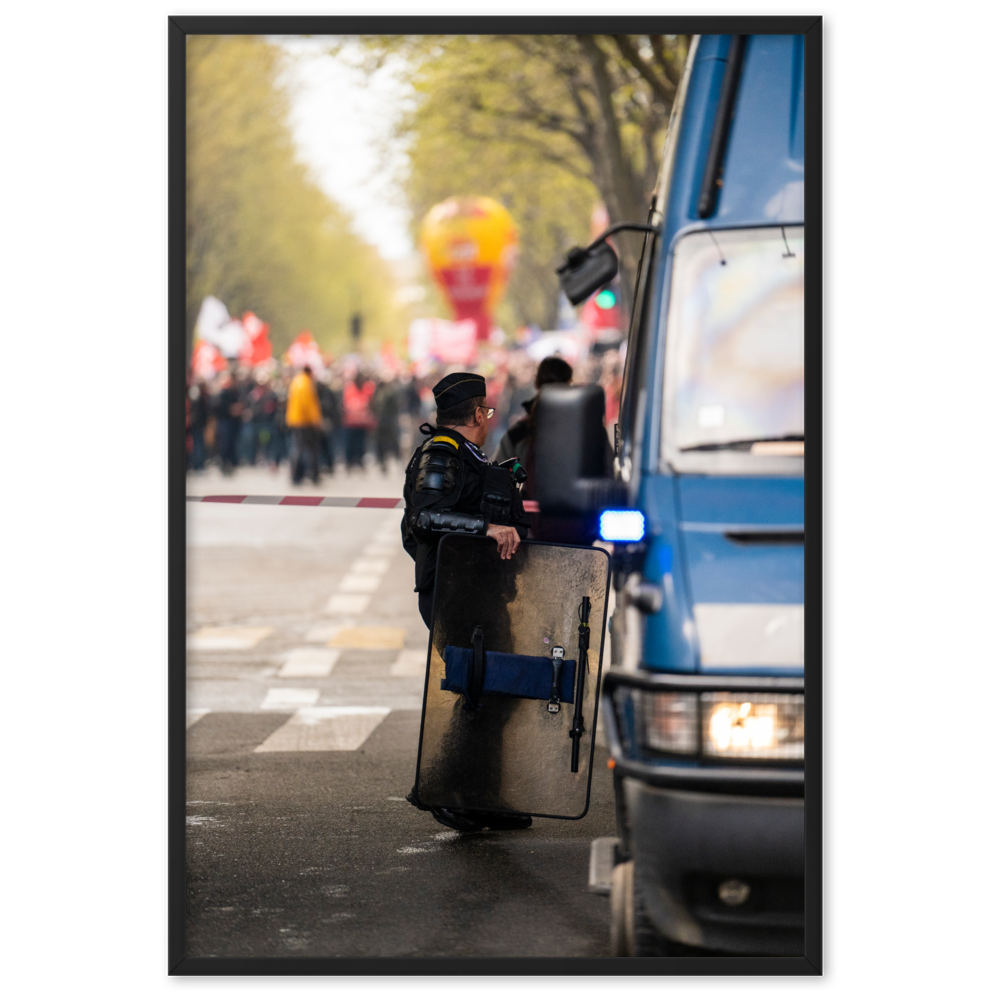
[609,861,634,956]
[629,874,720,958]
[632,878,687,956]
[623,863,711,956]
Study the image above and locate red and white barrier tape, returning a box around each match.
[186,495,541,512]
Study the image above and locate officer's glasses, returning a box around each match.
[479,406,495,419]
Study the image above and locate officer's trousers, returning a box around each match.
[419,564,520,813]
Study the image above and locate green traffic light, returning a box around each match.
[595,290,616,309]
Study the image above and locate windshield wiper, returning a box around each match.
[681,434,805,453]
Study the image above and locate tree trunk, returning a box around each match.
[575,36,651,316]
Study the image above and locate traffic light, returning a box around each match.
[595,288,617,309]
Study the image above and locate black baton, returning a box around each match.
[569,596,590,772]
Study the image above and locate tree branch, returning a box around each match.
[613,35,676,109]
[649,35,682,88]
[576,35,645,222]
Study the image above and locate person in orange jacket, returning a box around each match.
[286,365,322,485]
[342,371,377,470]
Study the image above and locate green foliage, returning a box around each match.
[359,34,688,326]
[186,36,403,355]
[404,46,597,330]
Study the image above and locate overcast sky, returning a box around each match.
[278,37,416,261]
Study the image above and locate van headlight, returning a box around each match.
[638,692,699,753]
[701,693,804,759]
[637,691,804,761]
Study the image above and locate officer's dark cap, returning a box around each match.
[432,372,486,411]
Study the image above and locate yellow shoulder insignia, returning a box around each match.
[431,435,459,449]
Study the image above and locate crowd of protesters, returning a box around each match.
[186,345,624,485]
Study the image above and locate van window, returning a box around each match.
[661,226,804,454]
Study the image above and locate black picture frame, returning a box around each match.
[169,14,822,975]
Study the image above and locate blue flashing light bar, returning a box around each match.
[599,509,645,543]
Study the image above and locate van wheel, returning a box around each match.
[633,879,679,956]
[616,863,706,956]
[609,861,634,956]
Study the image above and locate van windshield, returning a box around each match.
[661,226,804,454]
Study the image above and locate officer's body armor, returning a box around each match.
[402,424,528,593]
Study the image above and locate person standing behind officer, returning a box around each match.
[401,372,529,630]
[492,355,573,497]
[493,355,613,543]
[493,356,572,539]
[285,365,322,485]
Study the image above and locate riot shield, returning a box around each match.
[413,534,610,820]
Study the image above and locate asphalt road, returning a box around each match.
[185,460,616,959]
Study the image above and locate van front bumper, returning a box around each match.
[626,779,803,954]
[603,670,805,955]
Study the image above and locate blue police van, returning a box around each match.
[538,33,809,956]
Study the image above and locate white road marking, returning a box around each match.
[305,622,355,642]
[278,648,341,678]
[328,626,406,650]
[253,706,391,752]
[188,626,274,650]
[349,558,391,575]
[390,649,426,676]
[261,687,320,710]
[325,594,371,615]
[338,574,382,593]
[186,708,211,728]
[362,543,397,558]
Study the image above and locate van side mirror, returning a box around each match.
[534,384,622,519]
[556,242,619,306]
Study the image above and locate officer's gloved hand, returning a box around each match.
[486,524,520,559]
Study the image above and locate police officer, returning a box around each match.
[401,372,529,629]
[402,373,531,833]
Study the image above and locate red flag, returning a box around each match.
[191,338,227,379]
[239,312,272,366]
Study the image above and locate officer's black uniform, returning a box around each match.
[401,373,528,629]
[401,373,531,833]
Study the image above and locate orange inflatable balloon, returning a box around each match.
[419,197,519,341]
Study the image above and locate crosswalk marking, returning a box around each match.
[349,558,391,575]
[305,623,351,642]
[338,573,382,593]
[362,543,397,558]
[390,649,426,676]
[324,594,371,616]
[253,706,391,752]
[328,626,406,650]
[278,648,341,678]
[188,626,274,651]
[187,708,211,728]
[260,687,320,710]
